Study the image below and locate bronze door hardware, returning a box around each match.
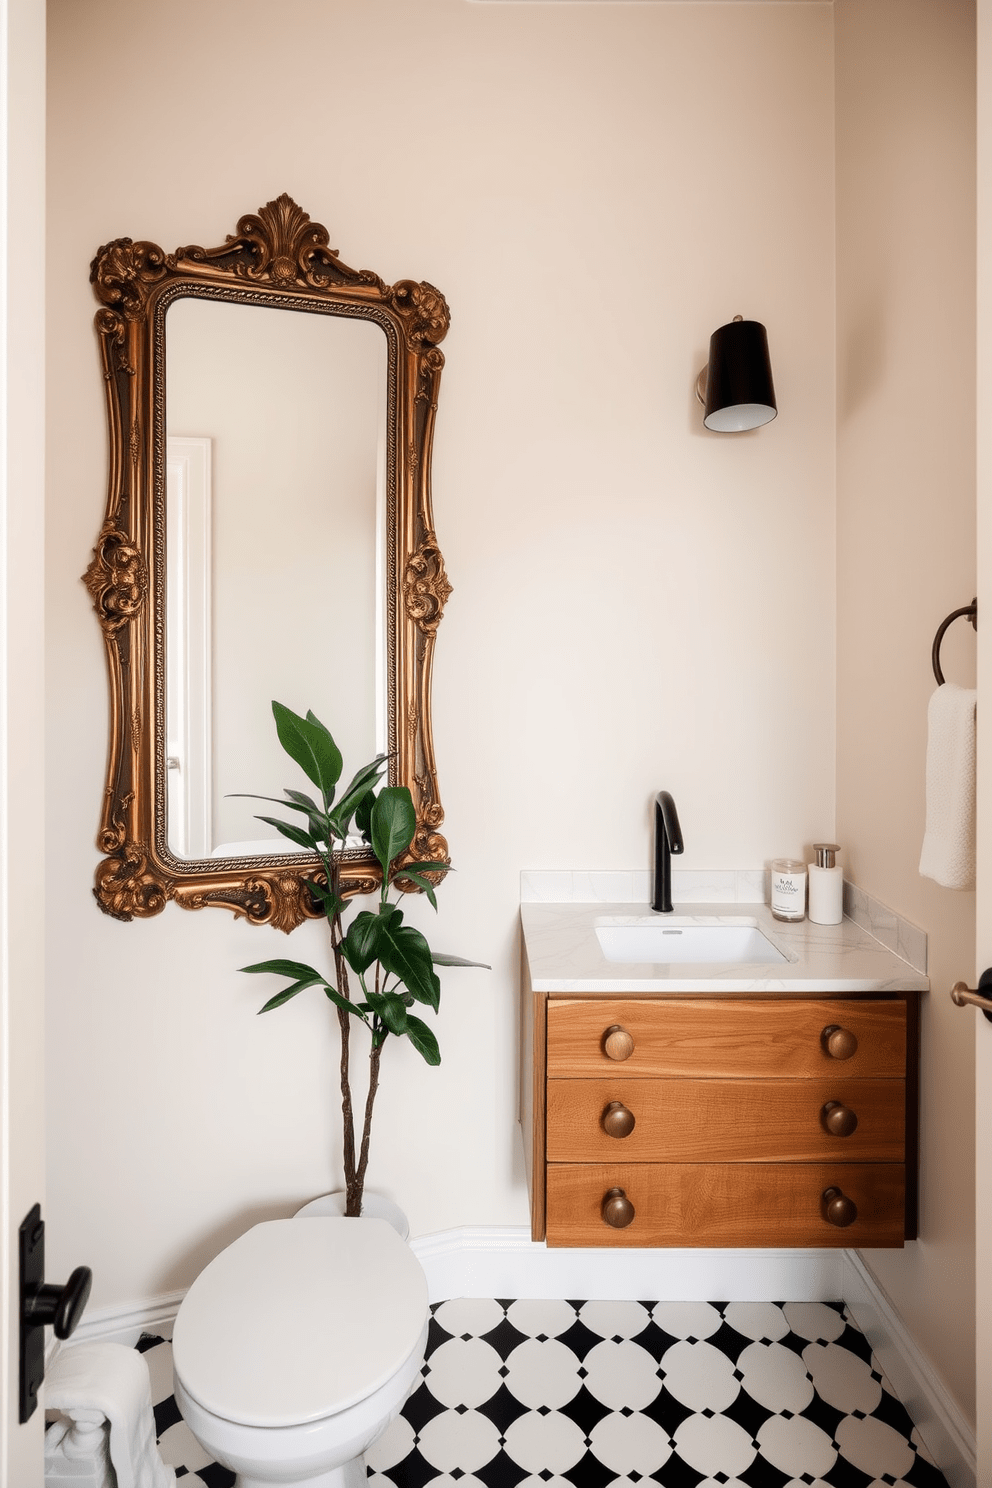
[950,971,992,1022]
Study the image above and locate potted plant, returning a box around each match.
[239,702,485,1219]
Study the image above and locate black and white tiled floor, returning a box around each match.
[138,1299,949,1488]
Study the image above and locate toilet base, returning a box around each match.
[172,1220,428,1488]
[175,1315,428,1488]
[235,1454,367,1488]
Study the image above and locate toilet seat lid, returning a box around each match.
[172,1218,428,1428]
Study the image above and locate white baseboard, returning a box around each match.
[843,1250,976,1488]
[71,1289,187,1348]
[68,1226,972,1488]
[410,1225,846,1302]
[71,1226,845,1340]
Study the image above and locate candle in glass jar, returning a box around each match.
[770,859,806,921]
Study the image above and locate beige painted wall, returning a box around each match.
[835,0,977,1425]
[46,0,836,1307]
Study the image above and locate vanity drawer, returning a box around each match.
[545,1077,905,1163]
[546,997,907,1080]
[545,1161,907,1248]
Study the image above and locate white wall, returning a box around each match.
[835,0,977,1427]
[45,0,838,1305]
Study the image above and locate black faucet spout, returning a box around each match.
[652,790,684,913]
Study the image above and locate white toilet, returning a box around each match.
[171,1216,429,1488]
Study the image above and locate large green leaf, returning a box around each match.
[240,958,324,981]
[365,989,409,1037]
[370,787,417,876]
[324,987,369,1022]
[393,870,438,910]
[338,908,392,975]
[284,787,321,813]
[253,815,320,852]
[430,952,492,969]
[257,983,311,1013]
[228,792,314,816]
[331,756,390,836]
[375,918,441,1010]
[355,789,375,844]
[232,793,331,851]
[241,957,325,1014]
[282,790,332,844]
[405,1015,441,1065]
[272,702,343,802]
[305,879,345,918]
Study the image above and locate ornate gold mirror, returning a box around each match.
[85,195,451,929]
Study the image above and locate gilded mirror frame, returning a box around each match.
[84,195,451,930]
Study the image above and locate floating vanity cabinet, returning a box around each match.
[522,993,919,1249]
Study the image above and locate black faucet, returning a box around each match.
[652,791,684,913]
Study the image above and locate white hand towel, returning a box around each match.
[46,1341,177,1488]
[919,681,977,890]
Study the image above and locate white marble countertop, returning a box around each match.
[520,901,929,994]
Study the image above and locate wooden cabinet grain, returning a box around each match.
[522,992,919,1248]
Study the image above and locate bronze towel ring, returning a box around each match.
[931,598,977,685]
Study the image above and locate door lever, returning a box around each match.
[950,969,992,1023]
[19,1204,92,1422]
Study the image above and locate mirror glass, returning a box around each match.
[163,298,387,859]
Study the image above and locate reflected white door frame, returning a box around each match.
[166,436,213,858]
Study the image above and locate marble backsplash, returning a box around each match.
[842,881,928,976]
[519,869,928,976]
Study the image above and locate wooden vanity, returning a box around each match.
[520,903,924,1250]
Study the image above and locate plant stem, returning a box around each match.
[353,1036,382,1212]
[326,857,358,1215]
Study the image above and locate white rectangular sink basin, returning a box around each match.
[595,920,787,966]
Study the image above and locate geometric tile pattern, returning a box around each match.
[135,1332,235,1486]
[365,1301,950,1488]
[137,1300,950,1488]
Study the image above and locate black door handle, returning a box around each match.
[19,1204,92,1422]
[23,1265,92,1338]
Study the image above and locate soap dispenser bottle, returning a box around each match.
[808,843,843,925]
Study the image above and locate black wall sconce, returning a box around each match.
[696,316,777,432]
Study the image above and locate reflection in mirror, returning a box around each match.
[165,434,212,858]
[84,195,451,929]
[164,299,387,859]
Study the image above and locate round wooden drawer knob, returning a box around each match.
[822,1186,858,1227]
[821,1100,859,1137]
[603,1024,635,1061]
[821,1024,858,1060]
[602,1101,636,1139]
[602,1187,635,1228]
